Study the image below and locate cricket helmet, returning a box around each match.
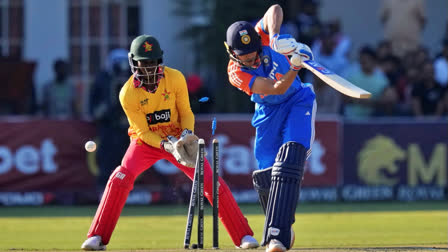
[225,21,262,69]
[128,35,165,92]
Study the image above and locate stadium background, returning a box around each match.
[0,0,447,206]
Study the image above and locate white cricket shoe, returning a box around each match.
[266,239,286,252]
[239,235,259,249]
[81,235,106,251]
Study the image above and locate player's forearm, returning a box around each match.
[272,70,298,95]
[265,4,283,37]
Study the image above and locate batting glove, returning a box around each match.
[295,43,314,61]
[270,33,298,55]
[290,53,303,71]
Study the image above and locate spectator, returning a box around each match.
[393,66,420,116]
[411,61,445,117]
[294,0,321,46]
[313,76,341,115]
[327,18,351,59]
[379,55,402,87]
[89,48,130,187]
[42,59,79,119]
[380,0,426,58]
[376,40,393,62]
[434,39,448,87]
[311,24,349,76]
[343,46,396,118]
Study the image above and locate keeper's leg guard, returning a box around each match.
[252,167,272,214]
[262,142,306,249]
[87,166,135,245]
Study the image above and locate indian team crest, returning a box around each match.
[239,29,250,44]
[241,35,251,44]
[262,55,270,65]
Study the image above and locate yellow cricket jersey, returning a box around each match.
[119,67,195,148]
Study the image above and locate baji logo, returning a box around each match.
[146,109,171,125]
[357,134,446,186]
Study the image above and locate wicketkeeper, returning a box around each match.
[224,4,316,252]
[81,34,259,250]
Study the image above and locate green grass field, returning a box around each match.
[0,202,446,251]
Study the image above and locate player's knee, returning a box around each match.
[252,167,272,214]
[272,141,307,179]
[107,166,135,190]
[252,167,272,192]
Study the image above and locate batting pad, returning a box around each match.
[252,166,272,214]
[87,166,135,244]
[262,142,306,249]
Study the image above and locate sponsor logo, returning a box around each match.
[115,172,126,180]
[146,109,171,125]
[140,98,148,106]
[268,62,279,80]
[142,41,153,52]
[306,60,333,75]
[269,227,280,236]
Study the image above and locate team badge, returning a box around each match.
[241,34,251,44]
[262,55,270,65]
[161,89,171,101]
[142,41,153,52]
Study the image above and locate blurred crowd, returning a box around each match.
[287,0,448,118]
[0,0,447,119]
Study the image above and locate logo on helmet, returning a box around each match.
[142,41,153,52]
[241,34,251,45]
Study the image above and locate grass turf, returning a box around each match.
[0,202,446,251]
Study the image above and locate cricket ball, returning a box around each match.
[85,140,97,152]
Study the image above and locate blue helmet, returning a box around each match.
[225,21,261,69]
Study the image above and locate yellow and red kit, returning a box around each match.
[119,67,195,148]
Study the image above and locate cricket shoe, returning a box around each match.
[266,239,286,252]
[81,235,106,251]
[238,235,259,249]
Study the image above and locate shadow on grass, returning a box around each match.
[0,201,446,217]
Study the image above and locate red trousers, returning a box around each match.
[87,139,254,246]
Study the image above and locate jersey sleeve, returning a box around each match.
[255,18,270,47]
[119,86,163,148]
[227,61,256,96]
[174,70,195,132]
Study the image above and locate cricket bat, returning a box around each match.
[302,60,371,99]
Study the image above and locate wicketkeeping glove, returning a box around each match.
[161,130,199,168]
[270,33,298,55]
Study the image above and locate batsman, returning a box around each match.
[224,4,316,252]
[81,35,259,250]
